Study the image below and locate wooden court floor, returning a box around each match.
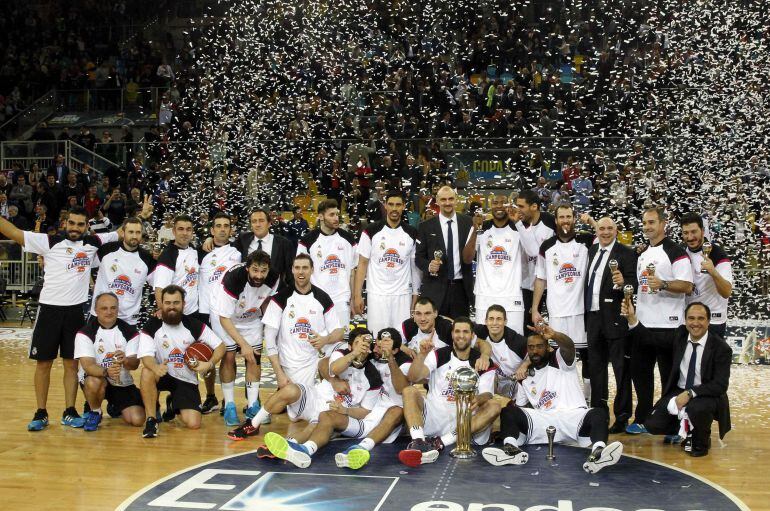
[0,334,767,511]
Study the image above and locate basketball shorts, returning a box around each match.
[285,363,320,388]
[474,295,525,336]
[157,374,202,412]
[106,383,143,412]
[30,303,86,360]
[367,293,412,336]
[342,402,395,440]
[549,314,587,349]
[286,383,331,422]
[210,314,263,362]
[520,407,592,447]
[422,398,491,445]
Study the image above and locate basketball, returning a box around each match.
[184,342,214,369]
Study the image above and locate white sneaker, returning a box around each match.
[583,441,623,474]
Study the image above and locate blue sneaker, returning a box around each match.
[335,445,371,469]
[264,432,312,468]
[625,423,649,435]
[664,434,683,444]
[84,411,102,432]
[61,410,86,428]
[245,401,271,424]
[223,402,240,427]
[27,410,49,432]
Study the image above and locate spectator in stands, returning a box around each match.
[0,173,11,196]
[83,185,101,219]
[9,173,33,217]
[562,156,580,190]
[534,176,552,207]
[62,173,85,201]
[285,206,309,245]
[572,169,595,212]
[33,204,51,233]
[28,163,43,187]
[7,205,29,230]
[102,187,127,226]
[77,127,97,151]
[0,192,9,219]
[97,176,111,201]
[88,208,112,234]
[48,154,69,184]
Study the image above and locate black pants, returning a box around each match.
[645,390,718,450]
[708,323,726,338]
[438,280,470,318]
[586,312,632,422]
[630,327,677,424]
[499,403,609,445]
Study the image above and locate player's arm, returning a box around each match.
[0,217,26,245]
[352,255,369,315]
[474,337,492,371]
[330,340,367,376]
[654,279,693,294]
[123,355,140,370]
[462,214,483,264]
[406,342,433,382]
[141,355,167,377]
[537,324,575,366]
[79,356,108,378]
[702,258,733,298]
[329,402,371,420]
[387,355,410,394]
[264,325,290,387]
[531,277,546,322]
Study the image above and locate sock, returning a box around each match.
[64,406,78,417]
[222,382,235,404]
[592,441,606,451]
[358,438,376,451]
[303,440,318,456]
[440,431,457,447]
[410,426,425,440]
[504,435,525,447]
[250,407,271,427]
[36,408,47,416]
[287,437,297,443]
[246,381,260,407]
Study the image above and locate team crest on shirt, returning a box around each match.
[162,340,170,349]
[109,274,135,296]
[288,310,295,319]
[97,344,105,354]
[320,254,344,274]
[67,251,90,273]
[486,246,511,266]
[183,266,198,287]
[66,247,74,255]
[556,263,580,283]
[379,248,404,268]
[537,390,557,409]
[290,317,313,339]
[209,265,228,283]
[168,348,185,368]
[110,263,118,273]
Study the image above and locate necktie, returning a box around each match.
[685,342,700,390]
[257,239,263,253]
[446,219,454,281]
[585,248,606,311]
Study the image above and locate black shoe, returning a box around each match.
[142,417,159,438]
[482,443,529,466]
[583,441,624,474]
[682,434,693,452]
[106,402,121,418]
[689,446,709,457]
[219,399,226,416]
[608,421,628,434]
[201,395,220,415]
[161,395,176,422]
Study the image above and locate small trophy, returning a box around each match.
[450,367,479,459]
[608,259,620,290]
[309,332,325,359]
[646,263,657,294]
[431,250,443,277]
[546,425,556,460]
[621,284,634,317]
[701,241,712,274]
[110,360,121,385]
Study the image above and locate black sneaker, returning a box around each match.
[201,395,220,415]
[682,434,693,453]
[143,417,159,438]
[161,394,176,422]
[583,441,624,474]
[106,402,121,418]
[482,444,529,466]
[227,420,260,441]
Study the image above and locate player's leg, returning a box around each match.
[28,304,62,431]
[196,313,219,414]
[393,294,413,331]
[399,390,442,467]
[629,333,656,433]
[401,385,426,433]
[337,405,403,469]
[579,408,623,473]
[219,349,239,426]
[227,383,303,441]
[474,295,491,324]
[365,293,387,337]
[482,403,531,466]
[470,398,502,443]
[122,405,146,427]
[140,369,163,437]
[82,375,107,431]
[107,383,145,427]
[269,410,349,468]
[61,305,87,425]
[506,309,525,336]
[244,346,266,423]
[174,379,203,430]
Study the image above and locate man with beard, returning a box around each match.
[297,199,358,334]
[138,285,225,438]
[210,251,279,426]
[463,193,527,333]
[532,203,594,397]
[90,217,157,325]
[481,323,623,474]
[0,206,120,431]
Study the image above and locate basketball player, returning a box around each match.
[474,305,529,399]
[210,250,279,426]
[464,194,527,333]
[398,317,500,467]
[76,292,144,431]
[138,285,225,437]
[297,199,357,332]
[154,215,200,317]
[0,206,120,431]
[400,297,454,356]
[352,190,420,336]
[481,323,624,474]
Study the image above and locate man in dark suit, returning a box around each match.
[415,185,474,318]
[232,208,295,290]
[623,299,731,457]
[584,216,638,433]
[47,154,70,184]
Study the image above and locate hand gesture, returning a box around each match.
[309,331,326,350]
[647,274,663,291]
[514,364,529,381]
[352,294,365,315]
[473,212,484,231]
[675,391,691,410]
[330,378,351,396]
[527,322,554,339]
[620,295,637,323]
[194,360,212,375]
[107,363,122,381]
[140,195,154,218]
[419,338,435,355]
[327,400,347,415]
[379,344,392,360]
[579,212,592,225]
[277,373,291,389]
[352,339,370,359]
[113,350,126,364]
[508,206,521,222]
[401,346,417,360]
[202,237,214,252]
[531,310,544,326]
[240,343,257,365]
[153,364,168,378]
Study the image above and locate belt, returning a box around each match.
[447,279,464,285]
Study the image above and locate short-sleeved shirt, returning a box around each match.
[155,242,200,315]
[328,348,384,410]
[474,324,527,397]
[262,285,341,371]
[371,351,412,406]
[210,264,280,334]
[423,347,496,410]
[474,220,526,310]
[401,316,454,352]
[516,212,556,290]
[536,234,594,318]
[297,228,358,302]
[637,237,694,328]
[137,316,223,385]
[90,242,156,324]
[357,221,419,296]
[686,242,732,325]
[23,231,118,305]
[197,244,242,314]
[74,317,139,386]
[515,348,586,410]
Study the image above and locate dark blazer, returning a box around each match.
[585,241,638,339]
[630,323,732,438]
[47,164,70,184]
[233,232,295,290]
[415,213,474,307]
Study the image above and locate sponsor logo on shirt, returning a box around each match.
[167,347,185,368]
[238,307,260,320]
[537,389,557,409]
[209,265,228,283]
[183,265,198,288]
[486,245,511,266]
[555,263,581,283]
[441,370,457,402]
[109,274,135,296]
[290,317,313,339]
[67,251,90,273]
[379,248,404,268]
[100,351,116,368]
[320,254,345,275]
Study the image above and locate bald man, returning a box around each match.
[415,186,475,318]
[583,216,638,433]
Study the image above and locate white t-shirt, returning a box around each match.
[637,238,694,328]
[297,228,358,302]
[474,220,526,310]
[423,347,496,411]
[328,348,384,410]
[515,348,586,410]
[370,351,412,406]
[90,242,156,324]
[357,221,420,296]
[516,212,556,290]
[685,242,732,325]
[474,324,527,398]
[197,244,242,314]
[210,264,280,335]
[155,242,200,315]
[536,234,593,318]
[74,317,139,386]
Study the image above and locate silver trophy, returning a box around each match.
[308,332,325,359]
[646,263,657,294]
[546,425,556,460]
[701,241,712,274]
[430,250,443,277]
[450,367,479,459]
[608,259,620,289]
[621,284,634,317]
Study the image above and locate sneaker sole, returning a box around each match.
[256,446,276,459]
[201,405,220,415]
[27,421,48,432]
[583,441,623,474]
[336,449,370,469]
[224,416,241,427]
[481,447,529,466]
[264,432,311,468]
[61,419,85,428]
[398,448,439,468]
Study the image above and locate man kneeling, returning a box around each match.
[482,323,623,473]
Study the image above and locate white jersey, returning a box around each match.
[197,244,242,314]
[297,228,358,302]
[686,243,732,325]
[155,242,200,315]
[74,317,139,387]
[516,212,556,290]
[515,348,586,411]
[637,237,693,328]
[90,242,156,324]
[357,221,420,296]
[474,324,527,398]
[210,264,280,335]
[423,347,496,411]
[23,231,118,306]
[328,348,384,410]
[262,285,341,371]
[536,234,593,318]
[474,220,526,311]
[370,352,412,406]
[137,316,223,385]
[401,316,454,352]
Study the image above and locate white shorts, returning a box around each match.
[549,314,586,348]
[333,300,351,333]
[210,314,263,352]
[342,403,398,440]
[284,363,319,389]
[367,293,412,336]
[422,397,492,445]
[520,407,592,447]
[286,383,330,422]
[475,295,525,336]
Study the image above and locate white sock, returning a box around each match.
[504,435,525,447]
[246,381,260,407]
[358,437,376,451]
[410,426,425,440]
[303,440,318,456]
[222,382,235,404]
[249,407,271,427]
[440,431,457,447]
[592,441,606,451]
